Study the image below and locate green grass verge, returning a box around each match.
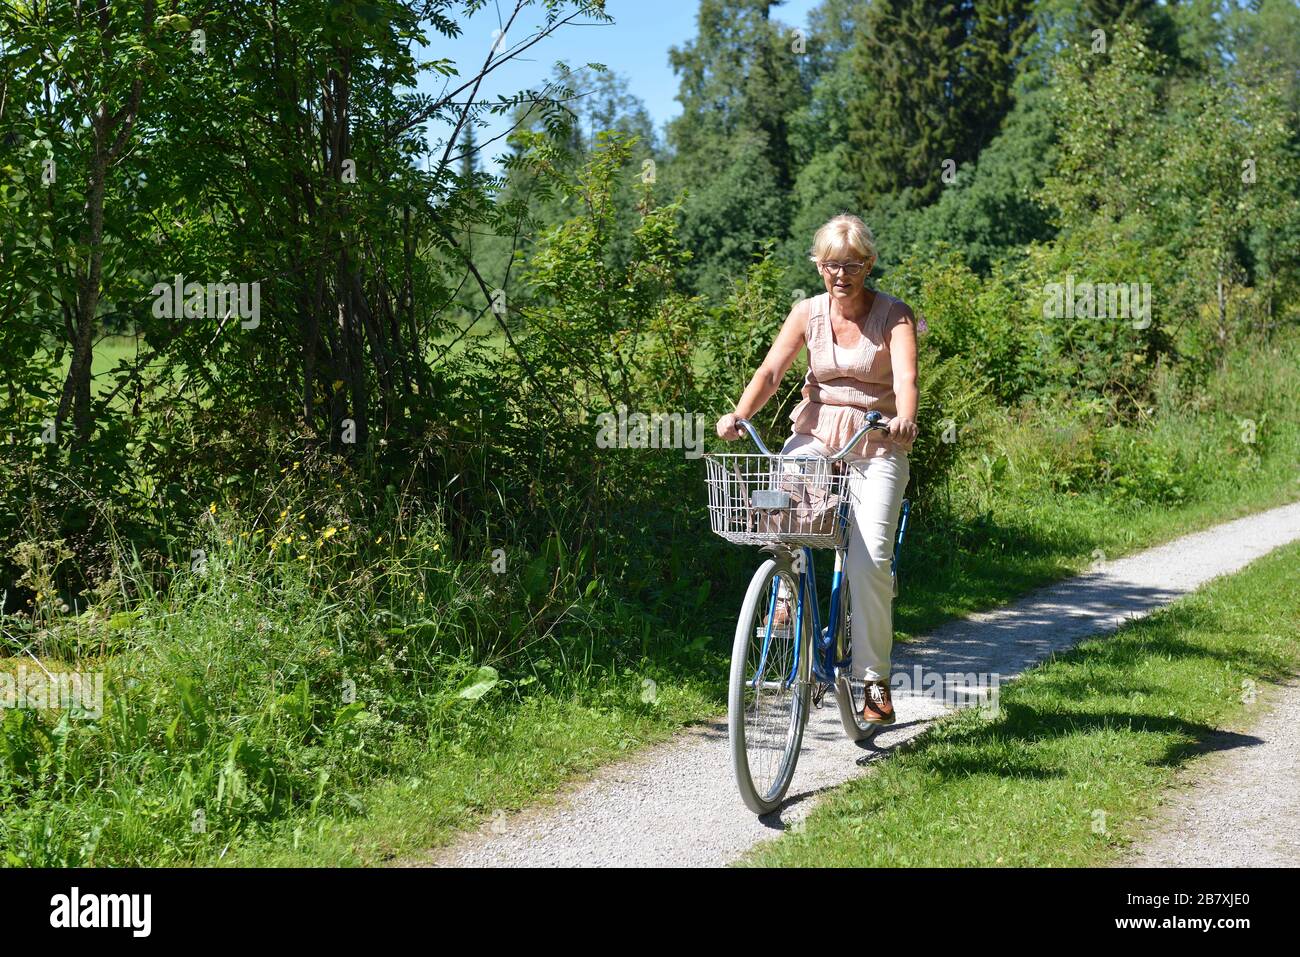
[223,685,713,866]
[741,541,1300,867]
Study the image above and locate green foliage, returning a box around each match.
[1038,21,1299,403]
[847,0,1036,208]
[3,0,1300,868]
[663,0,808,298]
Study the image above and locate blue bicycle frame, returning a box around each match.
[751,497,912,691]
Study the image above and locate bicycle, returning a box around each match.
[704,411,912,815]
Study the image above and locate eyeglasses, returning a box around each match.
[820,261,867,277]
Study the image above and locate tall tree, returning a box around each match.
[666,0,804,190]
[847,0,1036,209]
[665,0,807,295]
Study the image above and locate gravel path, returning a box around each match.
[410,500,1300,868]
[1118,678,1300,867]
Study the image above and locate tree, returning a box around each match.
[846,0,1036,209]
[666,0,804,190]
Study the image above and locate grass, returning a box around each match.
[741,540,1300,867]
[893,333,1300,640]
[54,334,147,397]
[223,686,711,866]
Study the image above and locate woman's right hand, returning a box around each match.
[716,412,743,441]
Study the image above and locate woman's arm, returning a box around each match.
[715,300,810,440]
[886,302,919,450]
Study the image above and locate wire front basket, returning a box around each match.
[704,452,852,549]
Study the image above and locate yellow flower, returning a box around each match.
[208,502,217,514]
[322,527,338,540]
[279,509,288,519]
[433,543,440,552]
[375,535,384,544]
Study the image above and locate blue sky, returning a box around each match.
[422,0,825,167]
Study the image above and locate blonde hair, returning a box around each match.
[809,214,877,269]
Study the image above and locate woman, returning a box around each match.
[714,214,919,725]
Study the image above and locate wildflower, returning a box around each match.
[209,502,217,514]
[322,527,338,540]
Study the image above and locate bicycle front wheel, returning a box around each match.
[728,556,811,815]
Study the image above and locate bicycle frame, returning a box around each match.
[737,410,909,694]
[750,547,850,690]
[750,495,911,692]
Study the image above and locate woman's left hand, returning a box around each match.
[887,416,918,450]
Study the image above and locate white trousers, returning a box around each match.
[779,432,910,681]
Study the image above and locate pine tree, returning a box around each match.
[846,0,1035,208]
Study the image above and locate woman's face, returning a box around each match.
[818,247,871,302]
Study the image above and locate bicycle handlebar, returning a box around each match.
[731,411,892,461]
[732,418,774,456]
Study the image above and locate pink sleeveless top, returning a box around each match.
[788,290,910,459]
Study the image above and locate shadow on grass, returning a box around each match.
[840,595,1295,787]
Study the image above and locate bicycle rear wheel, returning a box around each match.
[728,555,812,815]
[833,579,879,742]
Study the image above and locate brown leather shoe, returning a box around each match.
[862,679,896,725]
